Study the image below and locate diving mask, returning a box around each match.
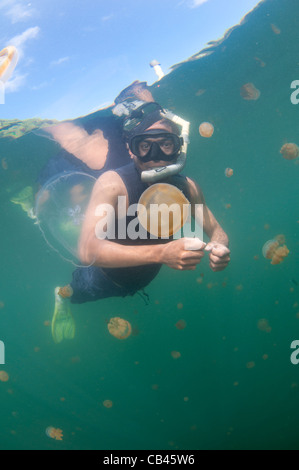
[129,130,183,162]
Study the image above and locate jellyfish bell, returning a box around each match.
[262,238,290,265]
[0,371,9,382]
[199,122,214,138]
[280,143,299,160]
[35,171,96,266]
[0,46,18,83]
[262,239,279,259]
[137,183,190,238]
[240,83,261,101]
[275,234,286,245]
[225,168,234,178]
[107,317,132,340]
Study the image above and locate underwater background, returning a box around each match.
[0,0,299,450]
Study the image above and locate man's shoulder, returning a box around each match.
[94,169,127,195]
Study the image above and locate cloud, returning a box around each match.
[189,0,210,7]
[101,14,114,22]
[4,72,27,93]
[50,57,70,67]
[9,26,40,57]
[0,0,36,23]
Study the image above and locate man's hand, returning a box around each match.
[204,242,230,272]
[161,238,205,271]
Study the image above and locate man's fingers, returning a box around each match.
[209,253,230,264]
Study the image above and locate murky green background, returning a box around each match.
[0,0,299,450]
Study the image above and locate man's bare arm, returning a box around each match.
[78,172,205,271]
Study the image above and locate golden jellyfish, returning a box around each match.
[262,237,290,265]
[225,168,234,178]
[138,183,190,238]
[58,285,73,299]
[271,245,290,265]
[107,317,132,340]
[0,46,18,83]
[45,427,63,441]
[240,83,261,101]
[199,122,214,138]
[257,318,272,333]
[275,234,286,245]
[270,23,281,35]
[262,239,279,259]
[280,143,299,160]
[0,371,9,382]
[103,399,113,408]
[171,350,181,359]
[175,319,187,330]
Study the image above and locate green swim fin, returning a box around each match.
[51,287,76,343]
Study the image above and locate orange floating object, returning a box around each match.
[240,83,261,101]
[262,236,289,265]
[225,168,234,178]
[0,46,18,83]
[271,245,289,265]
[199,122,214,138]
[280,143,299,160]
[58,285,73,298]
[171,350,181,359]
[103,399,113,408]
[175,319,186,330]
[107,317,132,340]
[45,427,63,441]
[0,371,9,382]
[262,239,279,259]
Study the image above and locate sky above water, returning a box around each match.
[0,0,260,121]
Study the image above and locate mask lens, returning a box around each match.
[130,133,181,161]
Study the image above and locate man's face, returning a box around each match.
[129,121,178,172]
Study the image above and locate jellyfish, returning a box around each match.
[271,245,289,265]
[107,317,132,339]
[257,318,272,333]
[262,237,289,265]
[35,171,96,266]
[199,122,214,138]
[270,23,281,34]
[240,83,261,101]
[280,143,299,160]
[225,168,234,177]
[58,285,73,299]
[171,351,181,359]
[45,427,63,441]
[103,399,113,408]
[0,371,9,382]
[262,239,279,260]
[275,234,285,245]
[0,46,18,83]
[175,320,187,330]
[137,183,190,238]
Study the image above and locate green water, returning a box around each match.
[0,0,299,450]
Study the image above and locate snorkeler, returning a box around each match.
[51,99,230,343]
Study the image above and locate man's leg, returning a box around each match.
[52,266,131,343]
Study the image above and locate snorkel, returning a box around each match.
[112,99,190,183]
